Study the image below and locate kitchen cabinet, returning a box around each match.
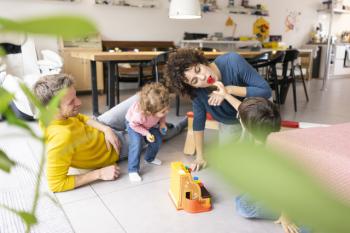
[316,6,350,87]
[331,44,350,76]
[59,35,104,92]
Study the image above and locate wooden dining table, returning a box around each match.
[71,49,312,116]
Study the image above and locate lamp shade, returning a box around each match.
[169,0,202,19]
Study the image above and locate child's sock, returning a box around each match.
[144,158,162,166]
[129,172,142,182]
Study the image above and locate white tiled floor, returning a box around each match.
[2,78,350,232]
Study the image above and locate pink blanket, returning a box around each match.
[268,123,350,204]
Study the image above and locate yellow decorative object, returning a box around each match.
[262,41,279,49]
[225,16,237,37]
[253,17,270,42]
[239,36,255,41]
[225,16,234,26]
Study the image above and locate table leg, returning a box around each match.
[90,60,100,116]
[107,61,116,109]
[115,62,120,104]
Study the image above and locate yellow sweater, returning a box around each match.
[45,114,119,192]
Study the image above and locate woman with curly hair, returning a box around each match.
[164,48,272,171]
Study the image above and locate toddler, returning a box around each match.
[125,82,170,182]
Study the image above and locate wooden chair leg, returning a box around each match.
[183,117,196,156]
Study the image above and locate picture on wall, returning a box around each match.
[95,0,159,8]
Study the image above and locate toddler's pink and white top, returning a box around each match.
[126,101,166,136]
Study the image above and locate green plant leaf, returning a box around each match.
[0,46,5,56]
[207,142,350,233]
[0,88,14,113]
[0,15,97,39]
[19,83,43,112]
[17,211,37,227]
[39,89,66,128]
[0,149,15,173]
[4,108,36,138]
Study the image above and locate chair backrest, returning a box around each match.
[283,49,299,62]
[249,51,285,69]
[245,51,271,65]
[281,49,299,77]
[247,51,285,82]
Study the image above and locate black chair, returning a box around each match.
[245,51,271,65]
[248,51,285,106]
[248,50,309,112]
[278,49,309,112]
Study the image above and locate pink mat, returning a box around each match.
[268,123,350,204]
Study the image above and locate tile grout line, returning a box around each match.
[89,177,171,233]
[90,185,128,233]
[26,139,77,233]
[91,176,171,196]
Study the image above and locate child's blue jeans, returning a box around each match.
[236,194,311,233]
[126,121,162,173]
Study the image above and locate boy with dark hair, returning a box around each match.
[212,81,280,143]
[213,81,307,233]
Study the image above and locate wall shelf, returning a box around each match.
[317,8,350,14]
[227,6,268,16]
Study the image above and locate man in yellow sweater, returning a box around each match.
[33,74,121,192]
[33,74,187,192]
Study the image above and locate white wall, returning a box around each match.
[0,0,349,53]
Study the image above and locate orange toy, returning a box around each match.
[169,162,212,213]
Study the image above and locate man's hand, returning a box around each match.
[208,92,225,106]
[146,133,155,143]
[190,158,207,171]
[275,213,300,233]
[103,127,121,154]
[159,122,167,135]
[98,164,120,181]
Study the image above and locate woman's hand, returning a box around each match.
[208,93,224,106]
[275,213,300,233]
[212,81,228,97]
[190,158,207,171]
[208,81,227,106]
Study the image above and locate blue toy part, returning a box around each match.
[161,127,167,135]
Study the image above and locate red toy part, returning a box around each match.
[281,120,299,128]
[187,111,214,121]
[207,76,215,84]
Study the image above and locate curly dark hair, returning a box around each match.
[164,48,209,98]
[238,97,281,142]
